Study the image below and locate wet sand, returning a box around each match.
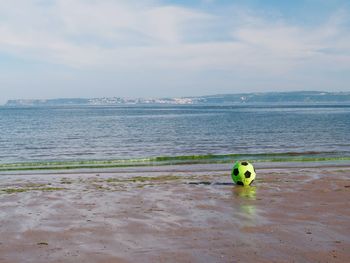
[0,163,349,262]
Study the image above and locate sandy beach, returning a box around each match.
[0,162,349,263]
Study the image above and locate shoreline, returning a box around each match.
[0,162,349,262]
[1,151,350,174]
[1,160,350,176]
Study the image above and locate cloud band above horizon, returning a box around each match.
[0,0,349,102]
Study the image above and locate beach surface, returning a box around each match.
[0,163,349,262]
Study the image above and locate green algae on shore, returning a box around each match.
[1,187,66,194]
[106,175,183,183]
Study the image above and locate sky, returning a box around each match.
[0,0,349,103]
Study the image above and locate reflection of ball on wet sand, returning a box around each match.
[234,186,256,199]
[231,161,256,186]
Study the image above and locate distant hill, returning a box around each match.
[5,98,90,106]
[4,91,350,106]
[198,91,350,104]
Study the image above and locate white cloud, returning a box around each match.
[0,0,349,97]
[0,0,216,66]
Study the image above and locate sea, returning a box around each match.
[0,104,350,168]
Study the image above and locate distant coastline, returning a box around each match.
[4,91,350,106]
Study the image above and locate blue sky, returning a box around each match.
[0,0,349,103]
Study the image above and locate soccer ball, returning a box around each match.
[231,161,256,186]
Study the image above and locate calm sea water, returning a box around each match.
[0,104,349,164]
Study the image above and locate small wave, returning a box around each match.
[0,151,349,172]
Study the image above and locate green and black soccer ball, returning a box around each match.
[231,161,256,186]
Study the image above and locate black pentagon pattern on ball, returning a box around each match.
[249,180,254,186]
[241,161,248,166]
[236,181,244,186]
[233,168,239,176]
[244,171,251,178]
